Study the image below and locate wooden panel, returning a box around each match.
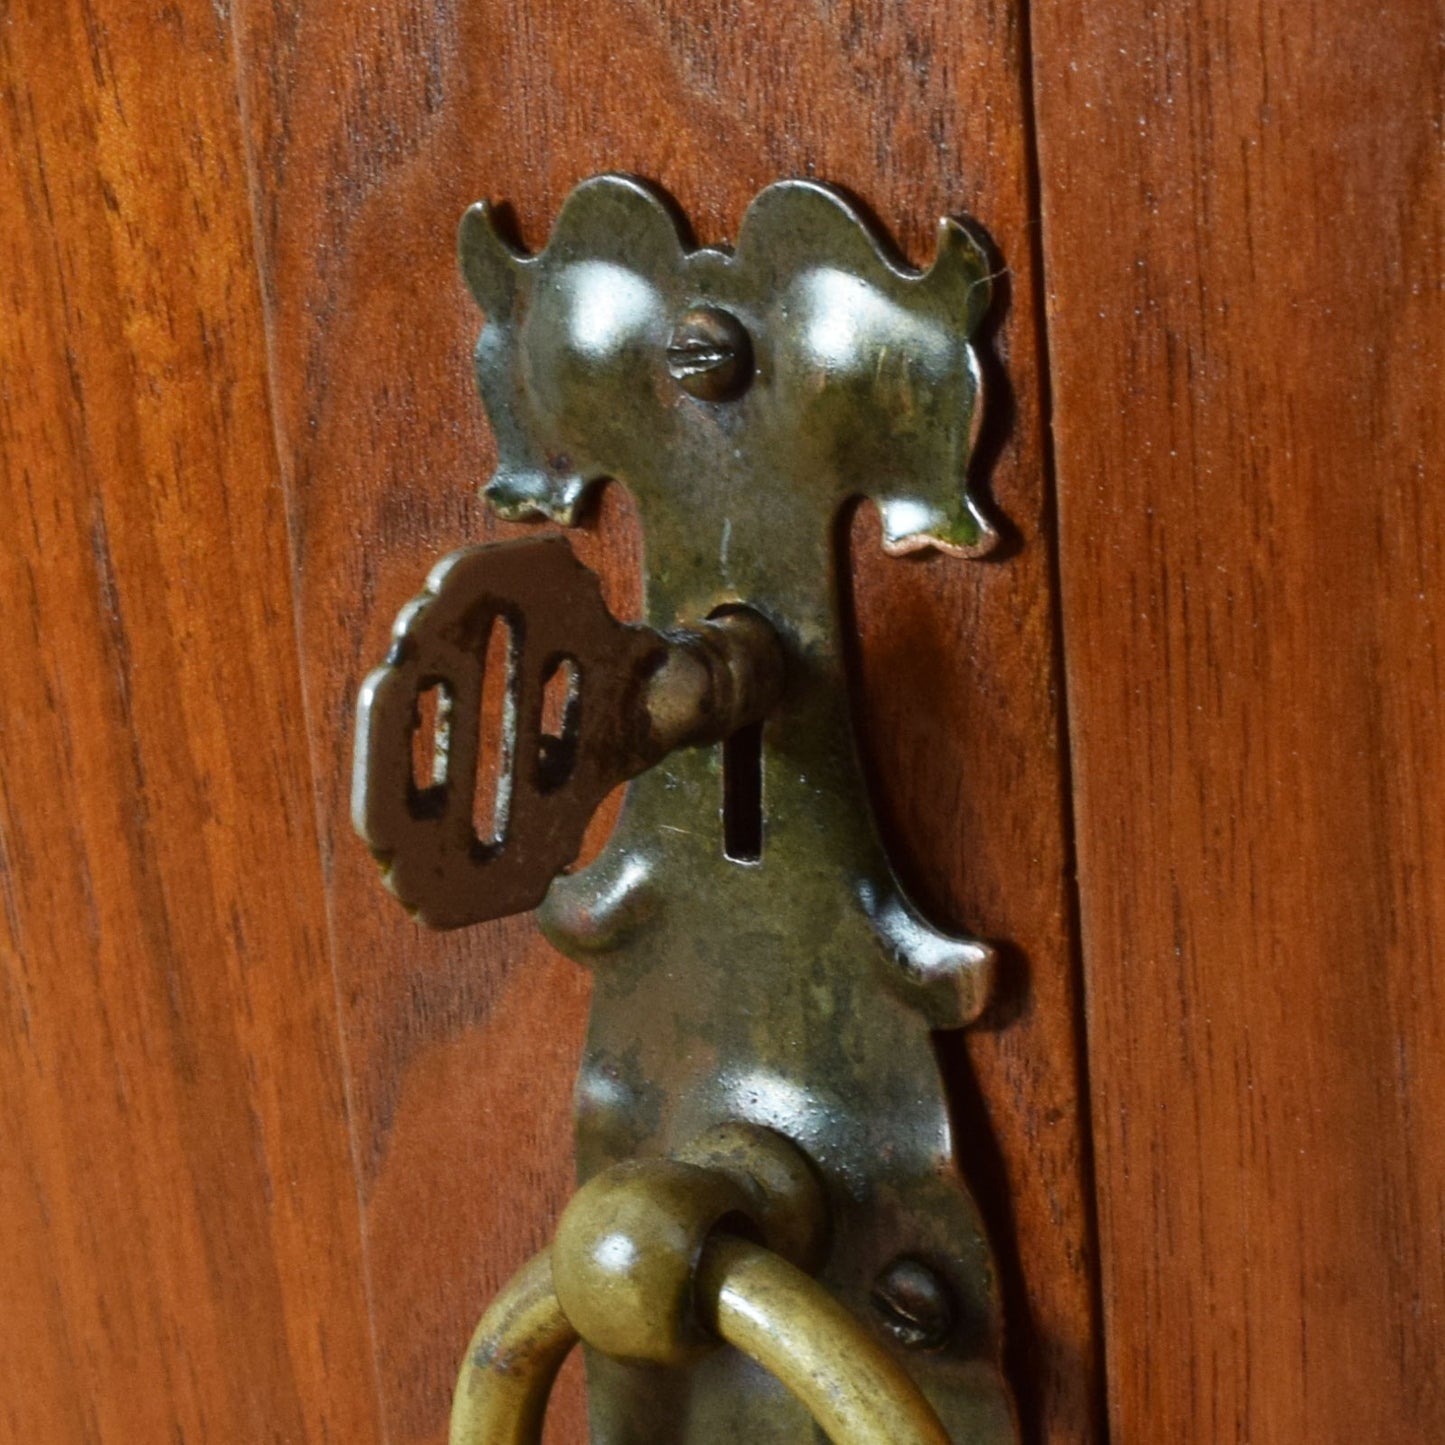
[0,3,382,1439]
[1032,2,1444,1439]
[230,0,1099,1440]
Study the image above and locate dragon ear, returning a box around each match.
[458,201,527,315]
[925,216,994,336]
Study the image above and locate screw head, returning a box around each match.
[869,1257,955,1350]
[666,306,753,401]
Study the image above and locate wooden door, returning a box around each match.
[1032,5,1444,1439]
[1,1,1438,1442]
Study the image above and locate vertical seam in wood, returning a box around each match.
[1013,0,1112,1437]
[220,18,390,1440]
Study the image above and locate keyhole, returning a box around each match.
[722,720,764,862]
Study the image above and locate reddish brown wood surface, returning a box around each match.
[1032,2,1445,1440]
[11,1,1442,1440]
[0,2,383,1439]
[228,1,1098,1440]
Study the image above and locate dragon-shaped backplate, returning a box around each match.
[461,174,1017,1443]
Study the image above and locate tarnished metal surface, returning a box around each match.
[452,1130,953,1445]
[550,1124,826,1367]
[450,1248,577,1445]
[353,537,782,927]
[698,1236,953,1445]
[357,173,1016,1441]
[452,174,1017,1442]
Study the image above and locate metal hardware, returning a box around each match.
[353,174,1016,1442]
[665,305,754,400]
[452,1127,952,1445]
[354,536,782,927]
[871,1257,957,1351]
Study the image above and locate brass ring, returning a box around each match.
[450,1248,578,1445]
[450,1236,951,1445]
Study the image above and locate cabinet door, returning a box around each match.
[225,3,1096,1440]
[1032,2,1445,1440]
[0,5,379,1439]
[2,2,1093,1439]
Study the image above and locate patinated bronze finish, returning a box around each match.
[354,174,1016,1441]
[354,536,782,928]
[452,1127,955,1445]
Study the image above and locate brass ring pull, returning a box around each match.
[449,1248,576,1445]
[450,1233,951,1445]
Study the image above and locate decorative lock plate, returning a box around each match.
[353,175,1016,1444]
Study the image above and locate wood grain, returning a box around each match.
[1031,1,1445,1439]
[0,2,382,1439]
[228,0,1100,1440]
